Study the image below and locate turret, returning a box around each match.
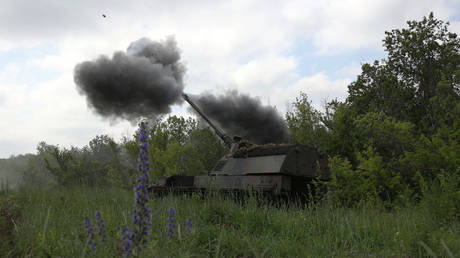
[182,93,233,148]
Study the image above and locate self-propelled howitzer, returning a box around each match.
[149,93,330,200]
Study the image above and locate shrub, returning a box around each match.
[419,168,460,225]
[327,156,377,207]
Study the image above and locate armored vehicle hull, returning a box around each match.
[150,144,330,199]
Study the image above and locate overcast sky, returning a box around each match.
[1,0,459,158]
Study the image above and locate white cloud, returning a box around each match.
[0,74,137,157]
[335,62,363,78]
[450,21,460,35]
[0,64,20,82]
[283,0,455,54]
[234,56,297,90]
[294,72,351,101]
[272,72,352,112]
[0,0,457,55]
[0,0,459,157]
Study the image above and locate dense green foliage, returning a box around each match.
[141,116,227,178]
[287,14,459,214]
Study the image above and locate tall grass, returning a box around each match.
[4,186,459,257]
[1,178,10,193]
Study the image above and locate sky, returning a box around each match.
[1,0,460,158]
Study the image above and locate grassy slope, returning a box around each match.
[2,187,459,257]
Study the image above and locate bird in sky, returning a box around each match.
[102,14,106,18]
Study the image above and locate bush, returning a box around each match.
[327,156,377,207]
[328,146,409,208]
[419,168,460,225]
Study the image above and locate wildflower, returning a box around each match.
[84,216,93,238]
[167,208,176,238]
[84,216,97,251]
[121,226,134,257]
[185,219,193,234]
[121,121,152,257]
[95,210,107,243]
[84,211,106,255]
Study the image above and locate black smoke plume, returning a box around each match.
[74,37,185,122]
[74,37,288,143]
[191,90,289,144]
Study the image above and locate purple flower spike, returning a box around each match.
[121,121,152,257]
[167,208,176,239]
[185,219,193,234]
[85,217,92,238]
[84,210,106,255]
[95,210,106,244]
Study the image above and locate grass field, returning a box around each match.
[1,186,459,257]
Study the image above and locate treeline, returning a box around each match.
[0,116,227,190]
[286,13,459,221]
[1,13,458,220]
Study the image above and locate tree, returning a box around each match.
[384,13,460,101]
[348,13,460,134]
[302,14,460,207]
[187,127,227,172]
[285,92,328,152]
[89,135,118,162]
[164,116,198,145]
[122,116,227,178]
[347,61,416,122]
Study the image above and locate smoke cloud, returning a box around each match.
[191,90,289,144]
[74,37,185,122]
[74,37,288,143]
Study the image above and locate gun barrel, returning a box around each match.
[182,93,232,147]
